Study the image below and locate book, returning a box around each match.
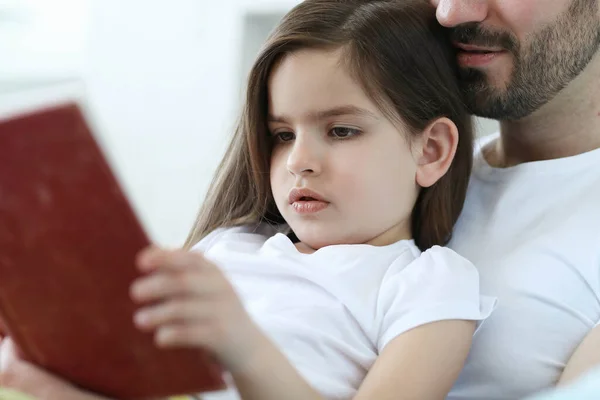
[0,103,225,399]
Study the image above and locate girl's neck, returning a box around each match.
[294,242,317,254]
[292,222,413,254]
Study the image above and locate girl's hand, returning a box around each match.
[0,338,112,400]
[131,247,268,372]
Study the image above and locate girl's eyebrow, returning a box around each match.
[268,105,380,123]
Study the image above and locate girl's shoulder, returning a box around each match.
[388,245,480,278]
[410,245,480,277]
[380,245,484,306]
[375,246,496,350]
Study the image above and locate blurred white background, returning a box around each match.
[0,0,499,246]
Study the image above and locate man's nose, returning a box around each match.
[429,0,489,27]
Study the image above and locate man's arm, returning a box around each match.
[559,325,600,385]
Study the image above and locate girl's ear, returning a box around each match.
[415,117,459,188]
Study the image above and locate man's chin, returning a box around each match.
[460,80,510,119]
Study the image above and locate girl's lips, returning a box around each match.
[291,200,329,214]
[288,187,327,204]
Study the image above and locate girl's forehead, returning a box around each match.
[267,48,383,122]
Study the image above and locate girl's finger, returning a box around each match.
[130,272,191,303]
[134,299,215,329]
[134,246,163,272]
[136,248,213,273]
[154,324,214,349]
[130,269,224,303]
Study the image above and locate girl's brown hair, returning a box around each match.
[185,0,473,251]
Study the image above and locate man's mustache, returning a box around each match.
[451,23,518,52]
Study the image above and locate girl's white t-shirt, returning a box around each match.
[194,226,495,400]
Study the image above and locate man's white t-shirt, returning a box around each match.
[195,228,495,399]
[448,135,600,400]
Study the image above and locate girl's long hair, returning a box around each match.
[185,0,473,251]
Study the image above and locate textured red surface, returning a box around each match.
[0,103,225,399]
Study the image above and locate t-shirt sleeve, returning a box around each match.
[375,246,496,351]
[189,223,284,254]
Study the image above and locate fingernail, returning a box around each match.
[134,311,149,326]
[136,255,153,271]
[130,282,145,302]
[136,247,160,269]
[156,329,170,346]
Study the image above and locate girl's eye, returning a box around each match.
[274,131,295,143]
[330,127,361,139]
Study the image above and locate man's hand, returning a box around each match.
[0,338,113,400]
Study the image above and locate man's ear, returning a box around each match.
[415,117,459,188]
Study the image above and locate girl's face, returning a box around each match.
[268,48,421,250]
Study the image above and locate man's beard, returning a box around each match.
[452,0,600,120]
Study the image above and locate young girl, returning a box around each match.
[0,1,493,400]
[128,1,496,399]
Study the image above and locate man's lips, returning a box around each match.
[454,42,505,53]
[454,42,507,68]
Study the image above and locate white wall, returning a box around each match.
[0,0,88,92]
[0,0,498,247]
[81,0,246,246]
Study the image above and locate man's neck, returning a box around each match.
[485,55,600,168]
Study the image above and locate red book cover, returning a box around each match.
[0,103,225,399]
